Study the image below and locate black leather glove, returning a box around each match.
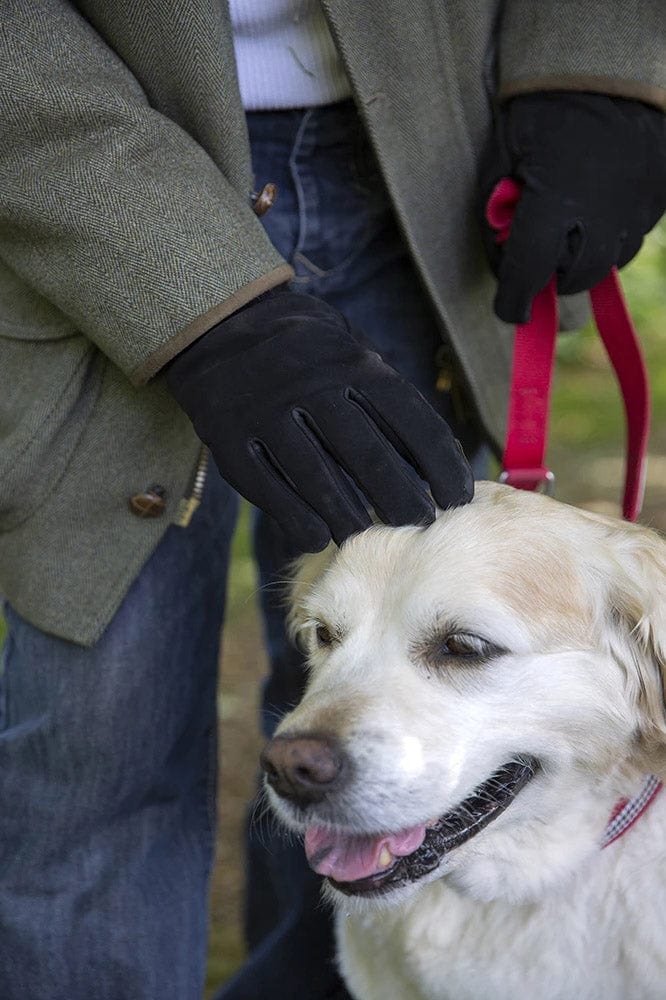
[166,290,473,551]
[480,92,666,324]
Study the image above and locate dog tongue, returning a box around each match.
[304,824,427,882]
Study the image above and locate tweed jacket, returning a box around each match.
[1,1,664,644]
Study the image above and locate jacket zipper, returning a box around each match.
[176,444,209,527]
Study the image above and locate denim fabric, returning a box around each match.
[218,102,485,1000]
[0,471,238,1000]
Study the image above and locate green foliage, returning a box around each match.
[204,923,245,998]
[552,222,666,451]
[226,500,258,614]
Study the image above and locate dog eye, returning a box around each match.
[415,628,507,671]
[315,623,335,647]
[419,631,501,666]
[444,633,490,657]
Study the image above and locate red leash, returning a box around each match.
[486,177,650,522]
[486,180,662,844]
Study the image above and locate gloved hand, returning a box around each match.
[480,91,666,324]
[166,290,473,551]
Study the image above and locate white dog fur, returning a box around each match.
[265,482,666,1000]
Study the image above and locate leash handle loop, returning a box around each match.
[486,178,650,522]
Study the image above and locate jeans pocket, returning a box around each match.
[289,106,393,279]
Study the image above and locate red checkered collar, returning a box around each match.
[601,774,663,849]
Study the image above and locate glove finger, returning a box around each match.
[300,404,435,528]
[494,195,565,324]
[216,440,332,552]
[556,220,622,295]
[616,231,644,271]
[313,384,473,522]
[274,411,374,546]
[344,385,474,511]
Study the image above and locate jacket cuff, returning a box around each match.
[499,1,666,112]
[132,264,294,384]
[499,74,666,112]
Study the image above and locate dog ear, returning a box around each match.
[600,517,666,772]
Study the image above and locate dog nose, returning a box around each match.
[261,734,345,805]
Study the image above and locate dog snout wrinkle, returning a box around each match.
[261,734,345,805]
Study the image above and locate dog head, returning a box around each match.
[261,482,666,906]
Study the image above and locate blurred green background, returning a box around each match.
[0,223,665,997]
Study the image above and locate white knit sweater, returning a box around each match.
[228,0,352,110]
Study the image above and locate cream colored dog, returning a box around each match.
[261,482,666,1000]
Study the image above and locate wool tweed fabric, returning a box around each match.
[0,0,664,644]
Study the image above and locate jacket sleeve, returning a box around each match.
[498,1,666,112]
[0,0,293,384]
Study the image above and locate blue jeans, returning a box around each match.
[0,101,483,1000]
[0,473,238,1000]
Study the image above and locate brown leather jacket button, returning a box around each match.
[252,183,277,217]
[129,485,167,518]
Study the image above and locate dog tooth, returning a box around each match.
[425,818,439,828]
[378,847,393,868]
